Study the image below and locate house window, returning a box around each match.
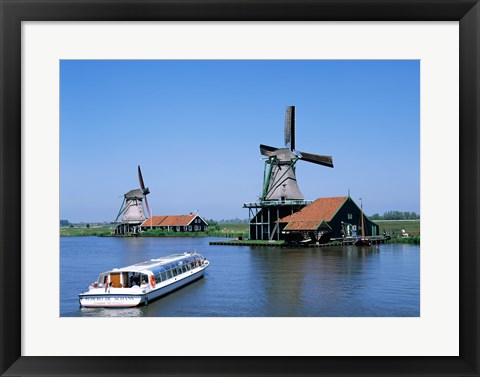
[176,226,180,231]
[348,213,352,220]
[188,226,192,231]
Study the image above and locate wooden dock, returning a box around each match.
[210,236,388,248]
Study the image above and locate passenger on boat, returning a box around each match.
[130,276,138,287]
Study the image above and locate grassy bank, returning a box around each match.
[375,220,420,237]
[387,236,420,244]
[373,220,420,244]
[60,226,113,237]
[60,220,419,244]
[60,223,249,238]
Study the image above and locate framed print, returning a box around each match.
[1,0,479,376]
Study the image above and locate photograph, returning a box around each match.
[60,59,420,317]
[2,0,479,374]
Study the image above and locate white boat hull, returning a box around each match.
[79,262,208,308]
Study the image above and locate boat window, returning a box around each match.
[141,274,149,285]
[150,266,166,278]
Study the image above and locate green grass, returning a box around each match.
[388,236,421,244]
[60,226,114,237]
[60,223,249,238]
[375,220,420,237]
[140,225,248,239]
[374,220,420,243]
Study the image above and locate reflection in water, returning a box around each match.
[61,237,419,317]
[250,246,382,316]
[78,307,145,317]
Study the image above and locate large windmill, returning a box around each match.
[114,165,151,235]
[244,106,334,241]
[260,106,333,201]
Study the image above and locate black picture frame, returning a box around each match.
[1,1,479,376]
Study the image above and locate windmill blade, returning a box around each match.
[138,165,150,195]
[144,195,151,218]
[284,105,295,151]
[298,150,334,168]
[260,144,279,157]
[138,165,146,190]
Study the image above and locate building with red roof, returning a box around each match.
[278,196,379,243]
[140,214,208,232]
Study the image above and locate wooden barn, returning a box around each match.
[140,214,208,232]
[279,196,379,243]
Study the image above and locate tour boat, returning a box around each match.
[78,252,209,308]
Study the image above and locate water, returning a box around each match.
[61,237,419,317]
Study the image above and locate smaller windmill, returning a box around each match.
[114,165,151,235]
[260,106,334,202]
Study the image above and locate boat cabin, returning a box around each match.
[91,253,207,289]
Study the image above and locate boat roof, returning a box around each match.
[103,252,202,275]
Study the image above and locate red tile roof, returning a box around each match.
[141,214,197,227]
[280,196,348,231]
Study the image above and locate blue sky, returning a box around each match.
[60,60,419,222]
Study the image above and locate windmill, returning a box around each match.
[114,165,151,235]
[260,106,334,201]
[244,106,334,241]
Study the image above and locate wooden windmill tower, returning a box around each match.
[114,165,151,235]
[244,106,334,240]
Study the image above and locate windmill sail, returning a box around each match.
[284,105,295,151]
[297,151,333,167]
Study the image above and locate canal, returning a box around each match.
[60,236,419,317]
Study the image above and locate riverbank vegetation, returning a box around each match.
[60,222,249,238]
[60,220,419,244]
[139,227,247,239]
[375,220,420,237]
[60,226,113,237]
